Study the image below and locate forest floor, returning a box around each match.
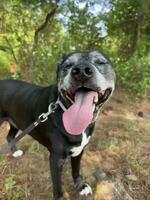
[0,89,150,200]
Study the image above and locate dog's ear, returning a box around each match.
[59,53,68,65]
[56,54,66,79]
[57,54,67,69]
[56,63,60,79]
[57,52,72,72]
[62,53,68,61]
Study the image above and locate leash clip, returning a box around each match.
[39,102,58,123]
[49,102,58,113]
[38,113,48,122]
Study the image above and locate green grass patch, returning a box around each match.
[28,141,40,153]
[96,137,119,151]
[125,140,136,149]
[123,121,137,132]
[141,126,150,140]
[12,189,24,200]
[5,177,16,190]
[127,156,144,173]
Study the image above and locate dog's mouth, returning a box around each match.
[62,87,112,136]
[65,87,111,105]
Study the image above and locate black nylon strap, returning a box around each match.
[0,118,43,155]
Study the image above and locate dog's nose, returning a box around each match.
[71,66,93,80]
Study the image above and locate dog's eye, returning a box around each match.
[64,63,73,69]
[95,60,107,65]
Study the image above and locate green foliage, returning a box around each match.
[114,55,150,98]
[108,0,150,56]
[0,51,12,78]
[4,176,24,199]
[5,177,16,190]
[123,122,137,132]
[0,0,149,97]
[12,189,24,200]
[127,156,144,172]
[29,141,39,153]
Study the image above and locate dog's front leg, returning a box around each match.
[49,153,65,200]
[71,152,83,183]
[71,152,93,196]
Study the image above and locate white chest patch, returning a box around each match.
[70,132,91,157]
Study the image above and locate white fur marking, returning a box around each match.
[12,150,23,158]
[62,68,72,90]
[71,132,91,157]
[68,54,81,63]
[94,67,115,91]
[80,184,93,196]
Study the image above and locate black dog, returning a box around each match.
[0,51,115,200]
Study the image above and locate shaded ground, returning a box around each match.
[0,89,150,200]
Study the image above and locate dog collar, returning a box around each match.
[55,98,67,111]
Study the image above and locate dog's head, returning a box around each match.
[57,51,115,136]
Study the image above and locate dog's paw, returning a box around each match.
[79,183,93,196]
[75,177,93,197]
[12,150,23,158]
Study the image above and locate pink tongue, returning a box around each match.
[63,91,97,135]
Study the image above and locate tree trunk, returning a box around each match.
[131,15,143,55]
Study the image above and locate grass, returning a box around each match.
[5,177,16,190]
[127,156,144,173]
[141,126,150,140]
[28,141,40,153]
[4,177,24,200]
[123,121,137,132]
[125,140,136,149]
[0,155,6,170]
[12,189,24,200]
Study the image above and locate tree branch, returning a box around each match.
[33,4,59,51]
[27,2,60,79]
[0,45,10,52]
[4,36,18,65]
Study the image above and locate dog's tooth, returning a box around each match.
[101,90,105,95]
[92,104,95,112]
[94,93,98,103]
[99,90,105,97]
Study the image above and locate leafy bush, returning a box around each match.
[0,52,12,79]
[114,55,150,98]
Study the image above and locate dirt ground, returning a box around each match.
[0,89,150,200]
